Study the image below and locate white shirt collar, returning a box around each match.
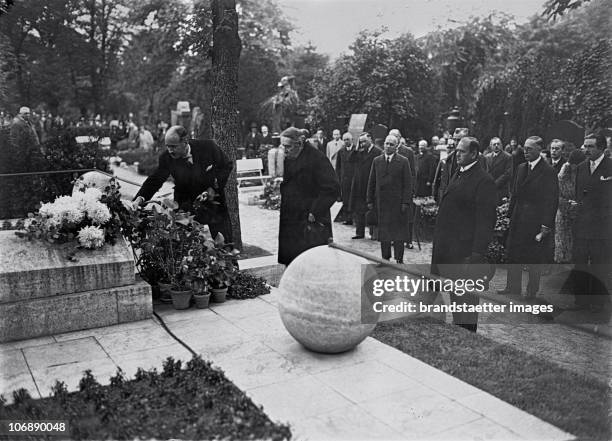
[460,160,478,173]
[528,156,542,169]
[590,153,605,169]
[385,153,394,161]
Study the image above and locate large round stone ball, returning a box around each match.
[278,245,378,353]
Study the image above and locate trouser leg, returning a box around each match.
[393,241,404,263]
[381,241,391,260]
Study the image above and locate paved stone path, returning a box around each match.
[0,291,572,440]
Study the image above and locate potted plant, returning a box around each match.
[191,277,211,309]
[206,243,238,303]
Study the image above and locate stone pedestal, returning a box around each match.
[0,231,151,342]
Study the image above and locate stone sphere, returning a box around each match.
[278,245,378,353]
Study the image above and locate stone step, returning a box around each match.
[0,231,135,303]
[0,279,151,343]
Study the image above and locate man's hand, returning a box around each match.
[307,213,316,223]
[536,225,550,242]
[131,196,145,210]
[367,203,374,210]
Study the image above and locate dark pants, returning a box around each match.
[354,211,366,236]
[381,241,404,263]
[573,238,612,307]
[208,217,232,245]
[507,264,541,297]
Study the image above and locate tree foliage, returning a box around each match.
[309,30,435,136]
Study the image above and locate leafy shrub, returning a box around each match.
[259,178,282,210]
[228,272,271,299]
[0,356,292,440]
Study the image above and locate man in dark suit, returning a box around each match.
[572,131,612,311]
[499,136,559,299]
[548,139,567,175]
[336,132,358,225]
[277,127,340,265]
[349,132,382,239]
[415,140,438,197]
[431,137,497,332]
[485,137,513,203]
[367,135,413,263]
[133,125,234,242]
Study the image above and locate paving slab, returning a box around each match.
[0,291,575,441]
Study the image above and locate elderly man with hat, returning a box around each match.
[132,125,234,243]
[277,127,340,265]
[10,106,41,152]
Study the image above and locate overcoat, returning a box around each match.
[415,153,438,197]
[486,150,512,201]
[278,143,340,265]
[573,155,612,242]
[136,139,233,227]
[336,147,358,206]
[431,161,497,279]
[506,159,559,264]
[366,154,413,242]
[349,146,382,214]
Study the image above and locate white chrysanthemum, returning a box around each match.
[84,187,103,201]
[85,200,111,224]
[39,198,84,227]
[77,225,105,249]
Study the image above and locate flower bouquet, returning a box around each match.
[260,177,282,210]
[16,187,115,249]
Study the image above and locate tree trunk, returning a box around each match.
[210,0,242,249]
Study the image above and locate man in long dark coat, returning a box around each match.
[499,136,559,299]
[336,132,358,224]
[431,137,497,332]
[349,132,382,239]
[278,127,340,265]
[572,131,612,311]
[415,140,438,197]
[485,137,513,203]
[367,135,412,263]
[133,125,234,242]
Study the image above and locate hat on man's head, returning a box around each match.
[250,122,258,129]
[19,107,30,114]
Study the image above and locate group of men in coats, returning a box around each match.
[131,123,610,330]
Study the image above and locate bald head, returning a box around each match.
[164,125,190,158]
[418,140,429,154]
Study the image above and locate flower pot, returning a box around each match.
[171,289,192,310]
[194,292,211,309]
[211,287,228,303]
[159,282,173,304]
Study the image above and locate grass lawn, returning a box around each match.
[372,317,611,441]
[0,357,290,440]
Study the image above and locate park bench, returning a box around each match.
[236,158,270,187]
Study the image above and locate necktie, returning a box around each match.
[590,161,596,174]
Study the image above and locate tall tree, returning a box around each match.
[210,0,242,248]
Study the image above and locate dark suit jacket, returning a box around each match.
[415,153,438,197]
[574,155,612,241]
[367,154,413,241]
[506,159,559,263]
[431,161,497,278]
[278,143,340,265]
[136,139,233,223]
[548,157,566,175]
[349,146,382,213]
[336,147,358,205]
[397,145,416,180]
[486,151,512,200]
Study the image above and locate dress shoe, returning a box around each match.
[406,242,414,249]
[351,235,364,239]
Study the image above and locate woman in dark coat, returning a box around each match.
[278,127,340,265]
